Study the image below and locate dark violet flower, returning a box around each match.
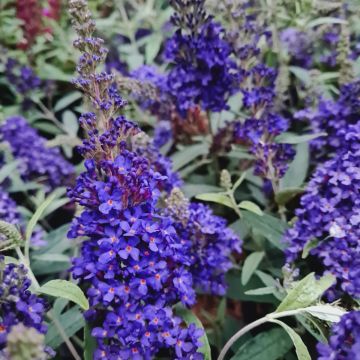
[317,311,360,360]
[67,1,204,358]
[295,80,360,160]
[165,2,239,115]
[233,114,295,188]
[4,59,42,110]
[166,188,242,296]
[153,121,173,148]
[0,187,20,226]
[0,258,49,353]
[280,28,313,68]
[284,130,360,299]
[0,116,74,191]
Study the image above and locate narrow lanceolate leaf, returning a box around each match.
[25,193,57,242]
[275,132,327,144]
[280,143,309,189]
[304,304,346,323]
[38,279,89,310]
[230,327,292,360]
[196,192,233,209]
[45,306,85,348]
[238,201,263,216]
[275,187,304,206]
[171,143,209,171]
[0,160,19,184]
[241,252,265,285]
[174,305,212,360]
[270,319,311,360]
[302,238,320,259]
[84,323,97,360]
[276,273,335,312]
[242,211,287,250]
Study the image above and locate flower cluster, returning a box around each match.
[317,311,360,360]
[295,80,360,160]
[0,187,20,226]
[233,114,295,184]
[0,259,49,353]
[166,189,242,296]
[69,149,204,358]
[280,28,313,68]
[0,116,74,191]
[0,323,52,360]
[68,1,207,358]
[165,0,239,115]
[131,133,182,193]
[4,59,42,110]
[284,129,360,298]
[210,2,294,190]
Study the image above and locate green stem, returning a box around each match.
[227,190,242,219]
[217,309,304,360]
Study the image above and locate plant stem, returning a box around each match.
[217,309,303,360]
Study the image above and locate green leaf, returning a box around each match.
[289,66,311,86]
[171,143,209,171]
[38,63,73,82]
[25,193,56,243]
[0,160,19,183]
[227,270,279,304]
[276,273,335,312]
[84,324,97,360]
[275,132,327,144]
[145,34,162,63]
[196,192,233,209]
[174,305,212,360]
[230,327,293,360]
[54,92,82,112]
[269,319,311,360]
[242,211,287,250]
[303,304,346,323]
[244,286,276,296]
[296,314,328,343]
[45,307,85,348]
[62,110,79,136]
[280,143,309,189]
[241,252,265,285]
[32,254,70,263]
[306,17,346,28]
[302,238,319,259]
[238,201,263,216]
[233,172,247,191]
[38,279,89,310]
[275,187,304,205]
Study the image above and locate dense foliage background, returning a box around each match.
[0,0,359,359]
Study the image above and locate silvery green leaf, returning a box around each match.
[304,304,346,323]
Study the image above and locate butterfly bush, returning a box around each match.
[4,59,43,110]
[0,188,20,225]
[212,2,294,191]
[295,80,360,159]
[165,0,239,115]
[0,258,50,356]
[166,188,242,296]
[284,120,360,299]
[0,116,74,191]
[317,311,360,360]
[66,1,231,358]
